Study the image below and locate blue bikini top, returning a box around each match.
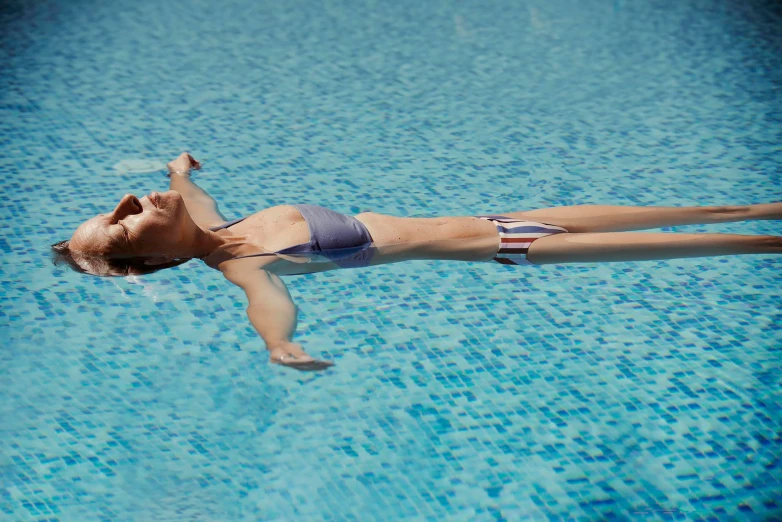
[209,204,374,267]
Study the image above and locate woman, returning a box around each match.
[53,153,782,371]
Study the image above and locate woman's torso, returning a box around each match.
[205,205,500,275]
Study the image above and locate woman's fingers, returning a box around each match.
[274,358,334,371]
[271,352,334,371]
[287,359,334,371]
[185,153,201,170]
[268,343,333,371]
[167,153,198,175]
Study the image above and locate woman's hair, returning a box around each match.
[51,240,191,277]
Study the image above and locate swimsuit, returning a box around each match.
[210,204,375,268]
[476,215,568,266]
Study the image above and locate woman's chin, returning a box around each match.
[161,190,183,204]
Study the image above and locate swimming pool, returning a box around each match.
[2,0,780,519]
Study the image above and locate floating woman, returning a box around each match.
[53,153,782,370]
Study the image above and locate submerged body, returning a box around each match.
[202,203,568,276]
[57,153,782,371]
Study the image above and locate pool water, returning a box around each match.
[2,0,780,520]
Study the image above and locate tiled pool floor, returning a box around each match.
[2,0,780,520]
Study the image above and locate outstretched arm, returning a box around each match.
[221,259,333,371]
[166,153,227,228]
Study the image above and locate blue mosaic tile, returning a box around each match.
[2,0,781,520]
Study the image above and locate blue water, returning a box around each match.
[2,0,781,520]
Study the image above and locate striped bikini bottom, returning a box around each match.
[476,215,569,266]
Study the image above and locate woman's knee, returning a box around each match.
[710,205,749,215]
[756,235,782,249]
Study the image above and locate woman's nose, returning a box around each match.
[114,194,142,217]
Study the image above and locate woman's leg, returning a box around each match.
[527,232,782,265]
[502,203,782,233]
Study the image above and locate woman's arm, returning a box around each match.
[221,259,333,371]
[166,153,227,228]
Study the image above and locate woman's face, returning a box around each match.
[69,190,198,259]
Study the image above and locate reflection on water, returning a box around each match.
[112,159,167,175]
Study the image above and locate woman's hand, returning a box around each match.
[167,152,201,176]
[268,341,334,372]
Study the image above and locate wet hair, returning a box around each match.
[51,240,191,277]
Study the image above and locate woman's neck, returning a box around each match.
[196,227,264,268]
[190,227,232,259]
